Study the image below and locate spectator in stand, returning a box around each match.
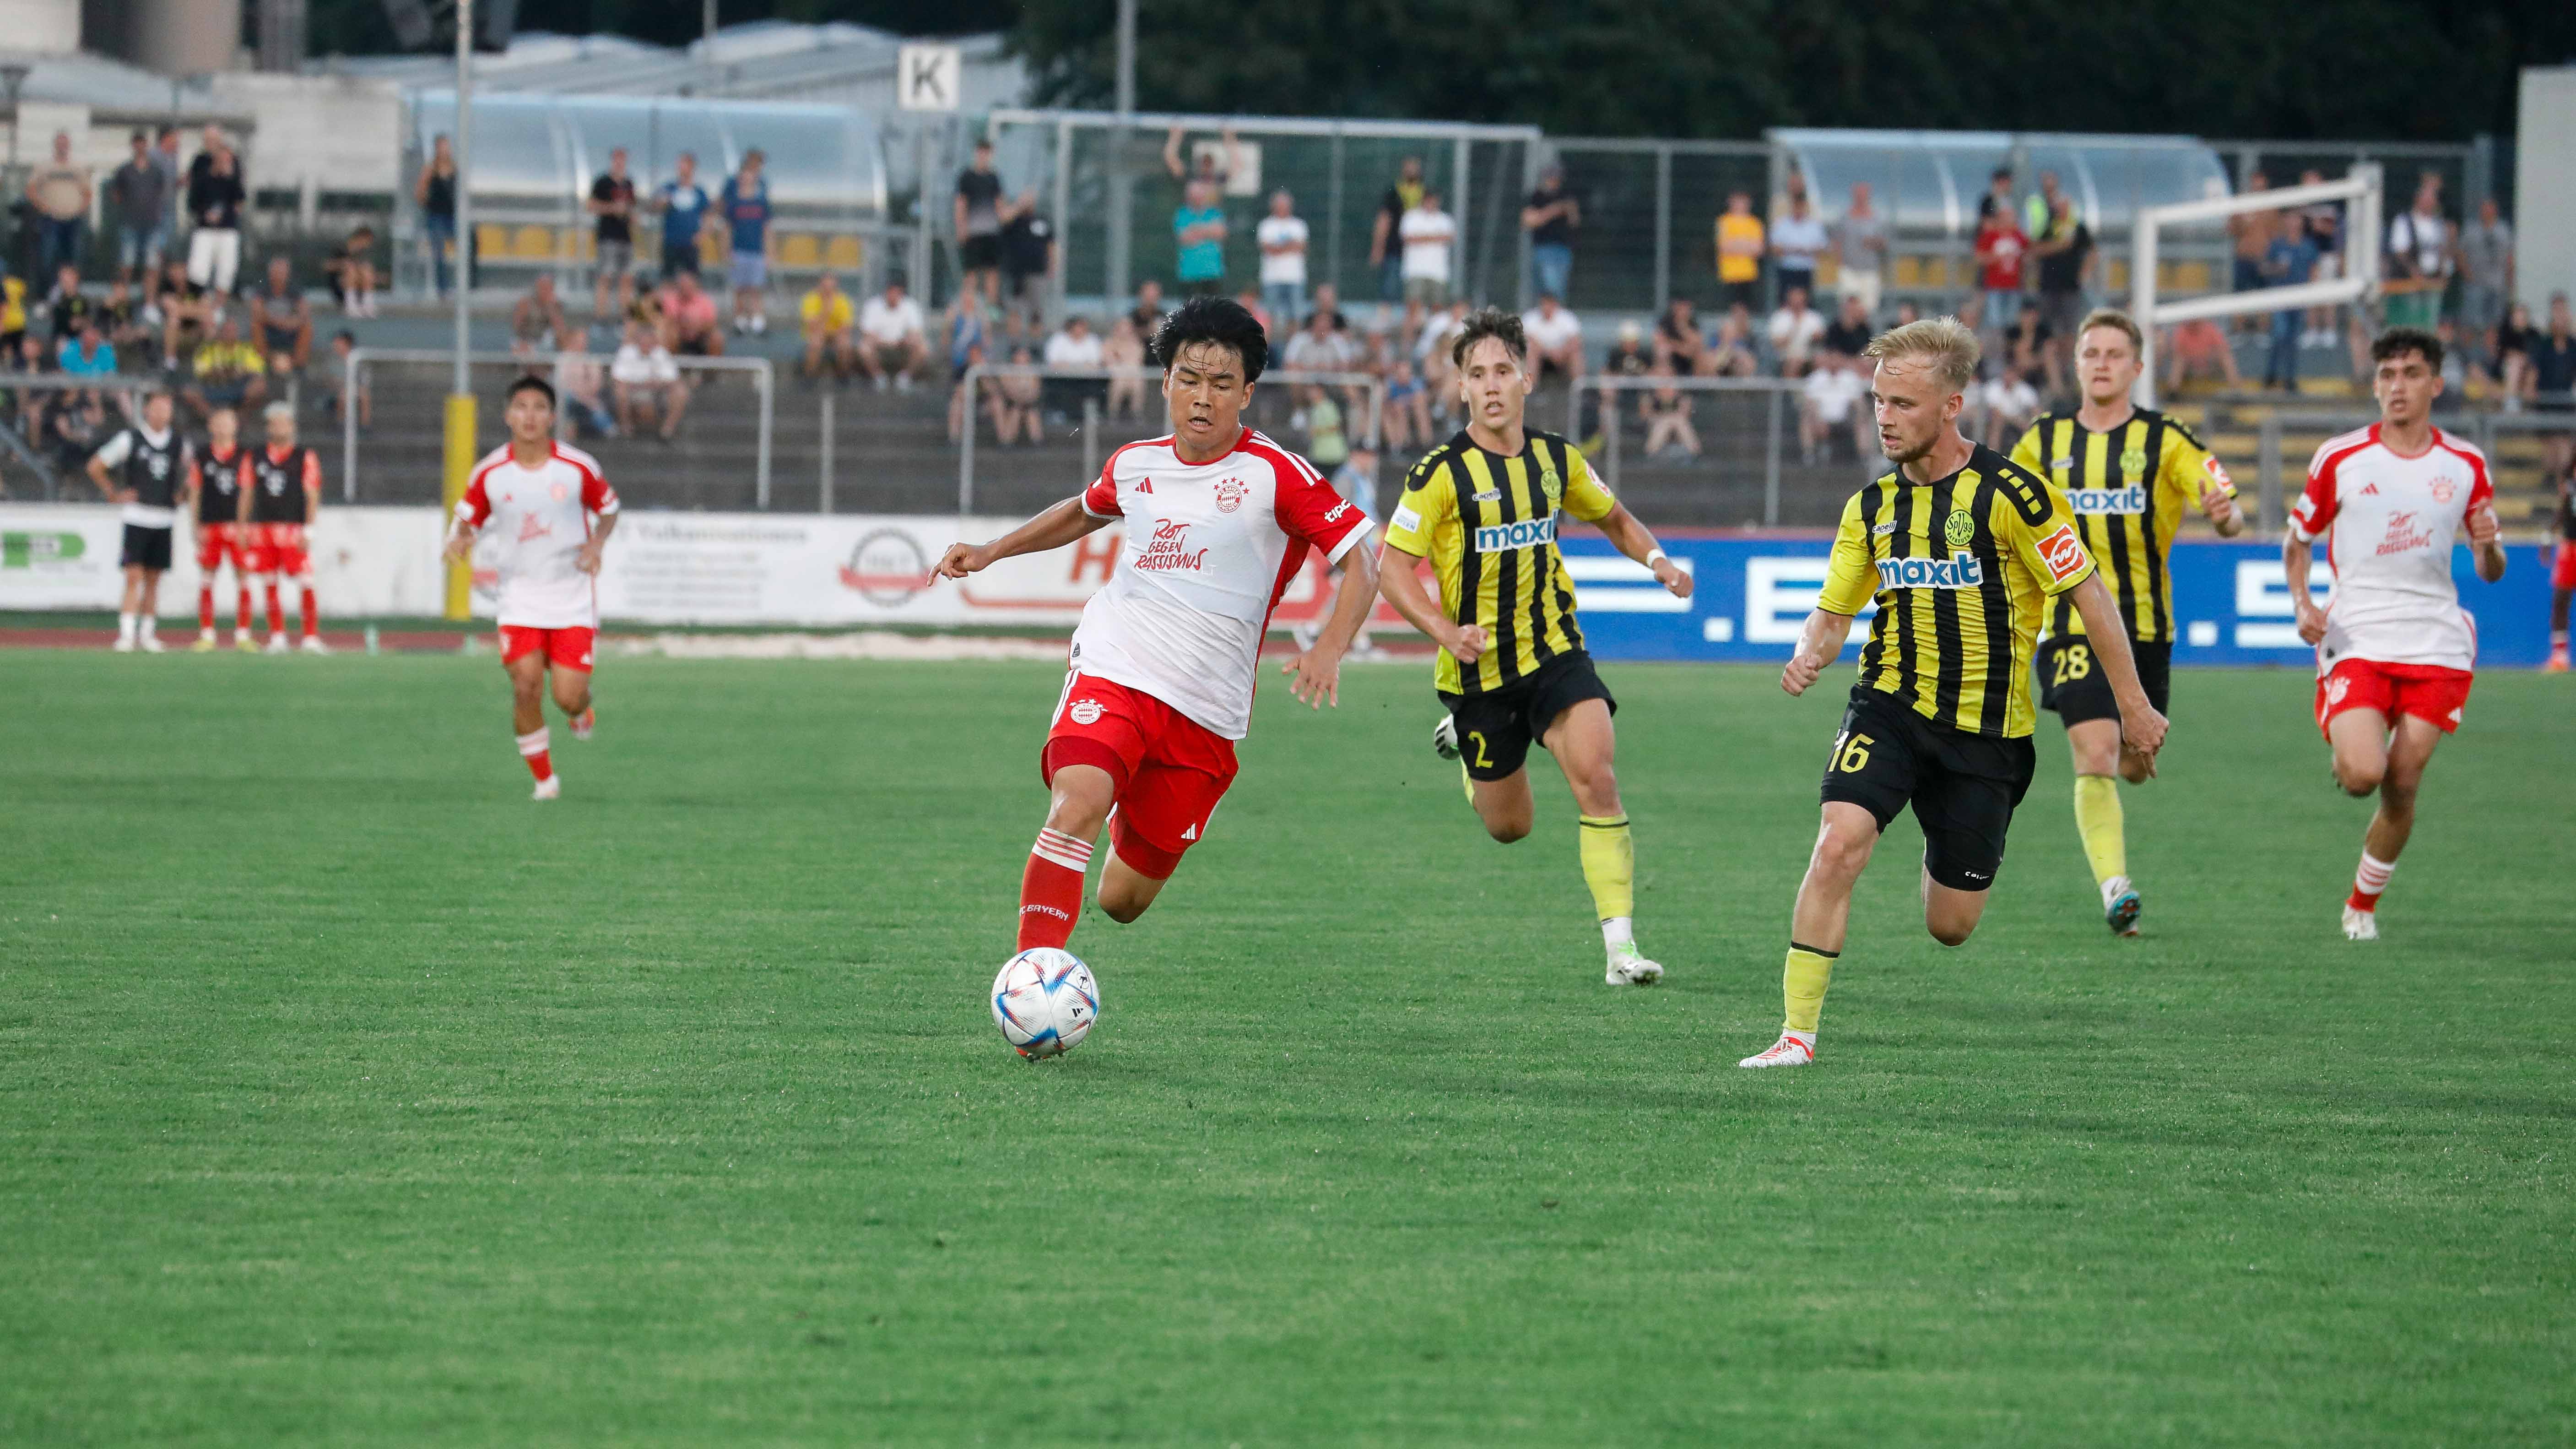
[1523,164,1580,304]
[44,388,104,473]
[2261,218,2320,391]
[1654,298,1707,376]
[59,322,116,415]
[1382,358,1429,451]
[1641,362,1700,461]
[990,344,1041,445]
[2165,316,2241,392]
[1172,176,1228,300]
[27,130,92,280]
[1127,279,1169,353]
[659,270,724,360]
[43,263,91,346]
[99,279,146,360]
[1162,125,1243,193]
[2495,299,2540,407]
[1975,166,2015,223]
[2457,196,2512,360]
[720,149,774,336]
[552,327,617,438]
[1370,157,1426,304]
[1285,304,1353,380]
[1102,315,1147,420]
[1000,190,1055,329]
[650,152,714,282]
[1799,352,1867,463]
[856,280,929,391]
[2023,170,2070,245]
[588,147,637,319]
[1893,299,1923,330]
[1520,293,1584,384]
[1399,189,1456,308]
[1606,319,1654,380]
[2228,170,2278,333]
[2299,168,2346,349]
[1766,284,1825,379]
[411,133,456,299]
[1705,303,1758,378]
[1820,293,1872,364]
[187,317,267,418]
[2031,195,2094,391]
[324,225,378,317]
[1980,364,2041,450]
[1770,190,1828,306]
[1715,191,1765,315]
[942,297,986,440]
[107,130,170,285]
[1257,189,1309,328]
[509,272,567,361]
[251,256,314,381]
[2005,306,2050,389]
[611,319,688,440]
[1300,380,1350,483]
[1834,182,1888,320]
[2383,170,2454,332]
[1974,206,2029,332]
[325,330,369,428]
[798,273,855,380]
[1416,298,1467,417]
[1043,313,1106,426]
[153,258,215,366]
[954,138,1006,309]
[2531,294,2576,484]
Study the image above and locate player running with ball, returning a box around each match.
[2285,327,2506,941]
[932,298,1377,951]
[1742,318,2165,1069]
[1374,307,1693,987]
[442,376,619,800]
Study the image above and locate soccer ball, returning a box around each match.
[990,949,1101,1059]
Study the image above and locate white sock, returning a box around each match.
[1786,1028,1815,1047]
[2100,874,2131,908]
[117,612,137,641]
[1601,916,1635,951]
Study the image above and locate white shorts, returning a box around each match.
[188,228,242,293]
[1837,267,1883,317]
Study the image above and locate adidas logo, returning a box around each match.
[1181,823,1199,841]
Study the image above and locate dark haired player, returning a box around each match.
[1375,307,1692,986]
[932,297,1377,952]
[442,376,620,800]
[88,389,193,653]
[2286,328,2506,940]
[184,405,255,651]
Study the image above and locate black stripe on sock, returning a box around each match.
[1789,941,1842,959]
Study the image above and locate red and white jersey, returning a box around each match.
[1071,427,1371,739]
[2291,423,2491,675]
[457,442,620,629]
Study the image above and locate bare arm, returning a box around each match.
[87,454,117,500]
[1590,504,1692,598]
[1375,541,1483,662]
[1779,608,1856,696]
[2067,573,2168,766]
[575,510,617,574]
[1281,542,1380,708]
[2465,500,2506,583]
[1162,127,1186,181]
[2283,531,2327,645]
[931,496,1112,581]
[2197,474,2246,538]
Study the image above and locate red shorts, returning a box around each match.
[499,625,597,671]
[195,522,249,574]
[248,522,311,577]
[2315,657,2473,740]
[2552,540,2576,592]
[1041,672,1239,881]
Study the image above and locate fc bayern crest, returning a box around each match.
[1213,478,1248,513]
[1068,699,1104,725]
[551,483,570,501]
[2429,477,2456,504]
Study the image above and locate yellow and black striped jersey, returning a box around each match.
[1817,444,2097,738]
[2008,408,2235,643]
[1382,429,1618,695]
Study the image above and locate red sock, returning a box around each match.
[264,582,282,635]
[517,727,552,782]
[235,587,252,633]
[1017,827,1093,950]
[197,584,214,630]
[300,587,319,639]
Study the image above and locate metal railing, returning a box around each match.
[1583,374,1811,526]
[0,374,172,501]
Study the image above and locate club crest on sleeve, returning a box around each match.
[1067,699,1104,726]
[2036,522,2089,583]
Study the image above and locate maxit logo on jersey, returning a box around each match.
[1875,552,1985,589]
[2067,485,2148,514]
[1473,516,1557,552]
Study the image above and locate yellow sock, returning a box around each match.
[1783,944,1837,1034]
[1577,814,1634,922]
[2073,773,2127,886]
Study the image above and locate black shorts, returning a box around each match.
[120,523,173,571]
[2035,636,2172,727]
[959,234,1003,271]
[1819,687,2035,892]
[1438,651,1616,782]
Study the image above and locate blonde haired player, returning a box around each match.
[443,376,619,799]
[2286,327,2506,940]
[1743,317,2165,1069]
[2010,308,2244,936]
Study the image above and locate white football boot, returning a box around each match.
[2102,874,2142,937]
[137,630,166,653]
[1738,1032,1816,1069]
[300,635,331,655]
[264,634,292,654]
[1432,712,1461,760]
[1605,944,1665,986]
[531,775,562,801]
[2341,904,2378,941]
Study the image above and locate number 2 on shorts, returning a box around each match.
[1467,730,1495,769]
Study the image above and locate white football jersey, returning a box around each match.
[1071,428,1371,739]
[2290,423,2492,674]
[458,442,621,629]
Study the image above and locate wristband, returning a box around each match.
[1645,548,1667,570]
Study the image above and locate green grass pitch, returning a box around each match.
[3,650,2571,1444]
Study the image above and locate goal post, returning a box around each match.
[2129,164,2382,408]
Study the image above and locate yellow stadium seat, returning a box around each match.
[1892,255,1925,288]
[512,226,556,260]
[826,235,864,269]
[474,223,509,259]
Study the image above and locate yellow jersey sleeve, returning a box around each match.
[1997,467,2096,598]
[1382,451,1454,556]
[1815,491,1878,616]
[2160,421,2235,511]
[2008,419,2049,476]
[1562,446,1617,523]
